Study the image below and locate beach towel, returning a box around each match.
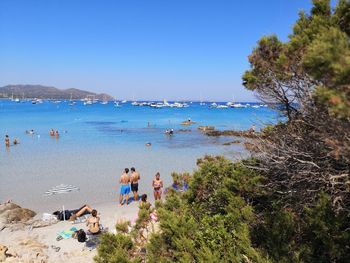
[57,226,78,239]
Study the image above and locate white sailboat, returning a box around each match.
[69,93,76,106]
[216,104,228,109]
[83,95,95,105]
[20,93,26,103]
[100,95,109,105]
[209,102,218,108]
[199,94,206,105]
[228,96,246,108]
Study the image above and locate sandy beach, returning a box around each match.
[0,201,141,262]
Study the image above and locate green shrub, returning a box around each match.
[95,233,139,263]
[115,220,130,234]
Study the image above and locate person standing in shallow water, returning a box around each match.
[152,172,163,200]
[5,135,10,148]
[130,167,140,202]
[119,168,130,206]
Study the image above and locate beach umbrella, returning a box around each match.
[44,184,79,196]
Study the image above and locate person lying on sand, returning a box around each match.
[53,204,94,221]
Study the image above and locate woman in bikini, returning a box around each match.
[87,209,100,234]
[152,172,163,200]
[5,135,10,148]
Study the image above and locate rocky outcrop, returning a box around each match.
[1,238,48,263]
[0,245,7,262]
[205,129,261,138]
[0,244,18,262]
[0,202,36,231]
[197,126,215,131]
[223,140,241,145]
[181,120,197,126]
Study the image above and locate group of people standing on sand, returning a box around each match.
[119,167,164,206]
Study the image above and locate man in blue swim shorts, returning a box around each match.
[119,168,130,206]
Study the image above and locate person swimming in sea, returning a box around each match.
[152,172,163,200]
[49,129,55,136]
[55,130,59,138]
[119,168,131,206]
[26,129,35,135]
[13,138,18,145]
[165,129,174,136]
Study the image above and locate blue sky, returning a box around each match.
[0,0,313,101]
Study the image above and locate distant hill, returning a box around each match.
[0,85,114,100]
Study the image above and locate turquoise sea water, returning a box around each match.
[0,100,280,211]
